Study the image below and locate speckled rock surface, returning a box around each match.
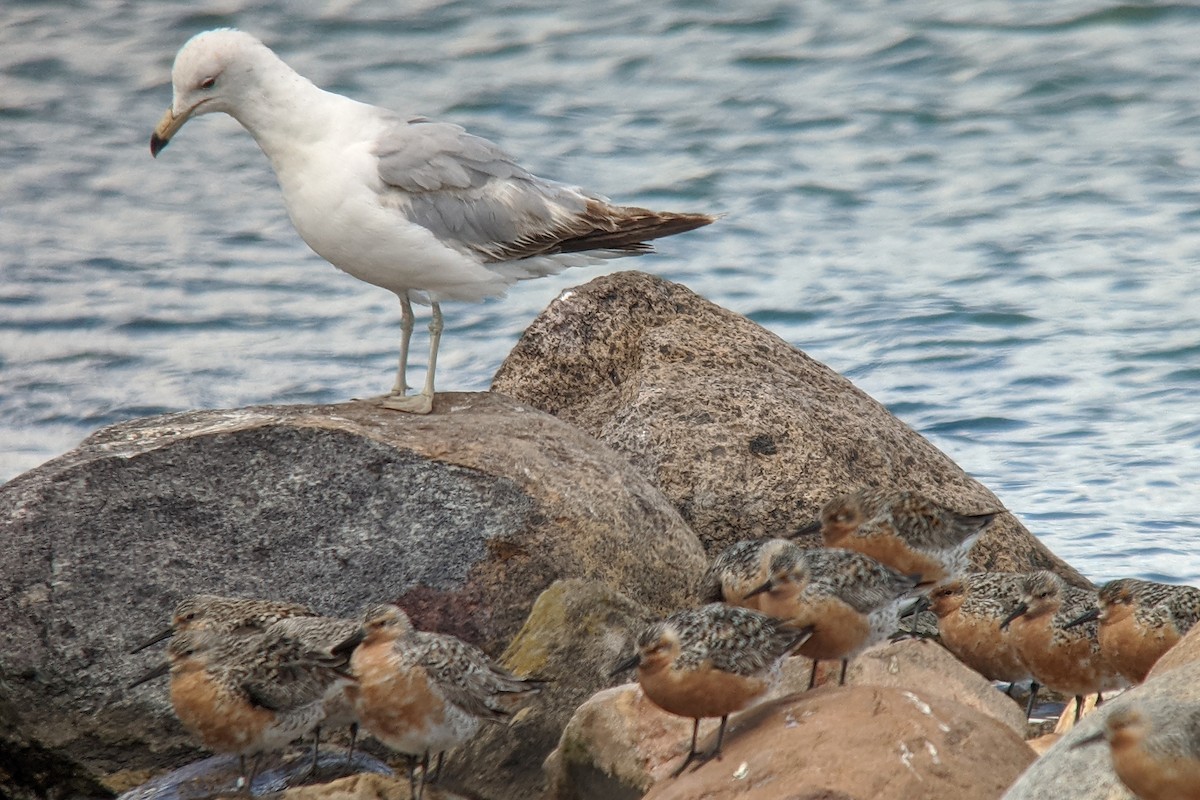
[492,271,1085,585]
[449,579,654,800]
[619,684,1035,800]
[0,394,704,796]
[838,639,1029,736]
[1002,660,1200,800]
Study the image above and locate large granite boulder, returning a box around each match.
[493,271,1085,585]
[0,394,705,796]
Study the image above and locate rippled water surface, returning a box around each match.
[3,0,1199,582]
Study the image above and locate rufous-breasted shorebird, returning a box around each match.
[130,623,358,789]
[1064,578,1200,684]
[1075,704,1200,800]
[350,604,542,800]
[924,572,1041,717]
[796,488,998,585]
[1000,570,1126,722]
[612,603,813,776]
[743,544,919,688]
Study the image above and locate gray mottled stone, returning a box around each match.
[492,271,1086,586]
[0,393,705,796]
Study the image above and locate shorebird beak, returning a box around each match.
[792,519,822,538]
[129,627,173,654]
[1070,729,1107,749]
[609,653,641,677]
[999,602,1029,631]
[743,579,773,599]
[1062,608,1101,630]
[128,660,171,689]
[150,105,190,157]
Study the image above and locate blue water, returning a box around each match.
[3,1,1199,583]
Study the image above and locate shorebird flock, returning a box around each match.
[129,487,1200,790]
[129,597,541,799]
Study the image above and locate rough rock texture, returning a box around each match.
[544,640,1031,800]
[545,684,709,800]
[840,640,1028,735]
[449,580,655,800]
[492,271,1086,585]
[607,685,1034,800]
[1002,660,1200,800]
[0,395,705,795]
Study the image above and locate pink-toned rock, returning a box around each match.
[544,683,708,800]
[550,682,1034,800]
[768,640,1027,736]
[641,685,1035,800]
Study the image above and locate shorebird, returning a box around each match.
[924,573,1041,717]
[130,595,361,770]
[611,603,812,776]
[131,624,358,789]
[130,593,318,653]
[1000,570,1126,722]
[150,29,715,414]
[1063,578,1200,684]
[697,538,796,609]
[743,544,919,687]
[350,604,542,800]
[795,488,998,585]
[1075,704,1200,800]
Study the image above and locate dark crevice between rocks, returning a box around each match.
[1,696,114,800]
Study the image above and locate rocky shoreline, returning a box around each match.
[0,271,1186,800]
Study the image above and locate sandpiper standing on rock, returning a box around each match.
[742,544,919,688]
[796,488,998,585]
[150,28,715,414]
[1000,570,1126,722]
[611,603,813,776]
[924,572,1041,717]
[1063,578,1200,684]
[1075,704,1200,800]
[130,624,358,789]
[350,604,542,800]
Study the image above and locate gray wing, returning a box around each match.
[374,117,598,262]
[414,632,541,721]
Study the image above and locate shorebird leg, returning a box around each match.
[671,718,702,777]
[381,300,438,414]
[346,722,358,764]
[405,754,420,800]
[692,714,730,769]
[391,294,415,396]
[1074,695,1084,723]
[430,751,445,782]
[838,659,849,686]
[807,659,820,690]
[308,725,322,776]
[1025,682,1040,720]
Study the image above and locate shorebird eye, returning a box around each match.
[200,76,217,90]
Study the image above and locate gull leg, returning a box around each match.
[380,301,437,414]
[390,294,414,396]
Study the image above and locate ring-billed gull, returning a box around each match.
[150,29,715,414]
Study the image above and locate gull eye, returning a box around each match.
[200,76,217,90]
